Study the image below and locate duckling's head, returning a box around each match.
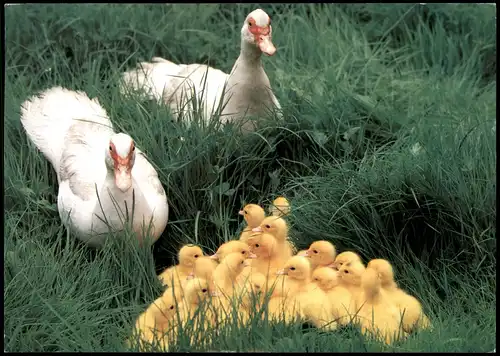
[159,290,182,318]
[193,256,217,280]
[184,277,213,304]
[277,256,311,281]
[331,251,362,270]
[252,216,288,242]
[312,267,339,291]
[239,204,266,228]
[249,233,277,258]
[270,196,290,217]
[366,259,396,288]
[361,267,382,298]
[296,250,309,257]
[338,261,366,286]
[211,240,256,262]
[222,252,251,276]
[178,244,203,267]
[305,240,337,267]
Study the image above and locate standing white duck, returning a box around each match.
[20,86,169,248]
[120,8,281,132]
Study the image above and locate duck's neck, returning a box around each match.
[236,40,263,68]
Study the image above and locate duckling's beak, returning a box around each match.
[276,269,287,275]
[252,226,263,233]
[186,272,195,280]
[238,210,245,216]
[327,262,339,271]
[248,252,257,259]
[303,250,310,257]
[209,254,219,260]
[210,290,220,297]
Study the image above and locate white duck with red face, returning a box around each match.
[20,86,169,249]
[120,8,281,131]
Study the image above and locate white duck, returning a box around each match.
[20,86,169,248]
[120,8,281,132]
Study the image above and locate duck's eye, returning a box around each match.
[169,305,174,310]
[202,288,207,293]
[248,21,252,27]
[313,250,318,254]
[109,145,113,151]
[132,145,135,152]
[265,224,271,229]
[255,244,260,248]
[194,254,199,258]
[290,267,296,271]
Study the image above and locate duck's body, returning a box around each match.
[20,87,169,248]
[120,9,280,132]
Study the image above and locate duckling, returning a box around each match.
[250,216,295,261]
[237,272,268,323]
[367,259,431,333]
[356,267,406,345]
[188,256,218,289]
[238,204,266,243]
[304,240,337,271]
[331,251,363,271]
[269,196,290,217]
[296,250,309,257]
[311,267,354,326]
[131,290,181,351]
[338,261,367,310]
[210,240,256,263]
[158,244,204,296]
[248,232,288,287]
[213,252,252,300]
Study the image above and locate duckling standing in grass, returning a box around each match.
[269,196,290,217]
[330,251,363,271]
[131,290,181,351]
[188,256,218,291]
[275,256,334,330]
[304,240,337,271]
[338,261,367,310]
[250,216,295,261]
[158,244,204,297]
[311,267,354,326]
[367,258,431,333]
[237,272,268,323]
[355,267,406,345]
[238,204,266,244]
[247,233,288,287]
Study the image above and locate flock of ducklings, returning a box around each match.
[131,197,431,350]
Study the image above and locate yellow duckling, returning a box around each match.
[275,257,333,330]
[158,244,204,297]
[247,232,288,287]
[269,196,290,217]
[209,240,256,282]
[130,290,181,351]
[356,267,406,345]
[304,240,337,271]
[250,216,295,261]
[330,251,363,270]
[338,261,367,310]
[238,204,266,243]
[296,250,309,257]
[237,272,268,324]
[187,256,218,291]
[311,267,354,326]
[367,259,431,333]
[213,252,253,299]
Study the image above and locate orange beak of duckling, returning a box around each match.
[276,269,288,276]
[238,210,245,216]
[251,226,263,233]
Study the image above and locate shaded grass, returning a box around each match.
[4,3,496,352]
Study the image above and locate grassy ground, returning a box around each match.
[4,3,496,352]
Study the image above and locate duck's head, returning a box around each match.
[366,258,396,288]
[277,256,311,280]
[249,233,276,258]
[270,196,290,217]
[105,133,136,192]
[330,251,363,271]
[178,244,203,268]
[241,9,275,56]
[338,261,366,286]
[222,252,251,276]
[305,240,337,267]
[211,240,257,262]
[312,267,339,291]
[184,277,216,304]
[239,204,266,228]
[251,216,288,242]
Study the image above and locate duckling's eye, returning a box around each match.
[202,288,208,293]
[169,305,174,310]
[265,224,271,229]
[313,250,318,254]
[244,210,248,214]
[290,267,296,271]
[344,270,349,274]
[241,251,247,254]
[255,244,260,248]
[241,261,245,264]
[194,254,199,258]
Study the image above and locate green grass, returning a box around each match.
[4,3,496,352]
